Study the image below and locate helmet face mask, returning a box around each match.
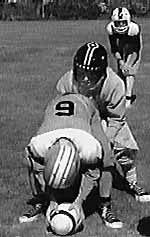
[73,42,108,97]
[114,20,128,28]
[74,67,105,97]
[111,7,131,34]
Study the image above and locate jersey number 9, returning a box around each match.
[55,101,74,116]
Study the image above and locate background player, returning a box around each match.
[19,93,123,229]
[56,41,150,203]
[106,7,142,108]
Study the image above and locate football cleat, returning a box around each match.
[19,204,44,223]
[98,205,123,229]
[129,183,150,202]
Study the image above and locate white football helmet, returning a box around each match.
[111,7,131,34]
[47,202,84,236]
[44,137,80,189]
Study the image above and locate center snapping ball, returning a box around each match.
[47,202,84,236]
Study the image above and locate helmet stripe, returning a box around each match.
[83,42,99,66]
[83,45,92,66]
[49,142,76,188]
[48,144,65,186]
[56,145,72,187]
[60,145,76,187]
[118,7,123,19]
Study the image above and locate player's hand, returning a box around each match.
[69,200,81,213]
[118,59,125,67]
[122,68,130,76]
[121,63,135,76]
[50,200,58,211]
[46,200,59,224]
[69,200,85,221]
[119,60,131,76]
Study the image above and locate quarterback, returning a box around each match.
[106,7,142,108]
[19,93,123,229]
[56,42,150,205]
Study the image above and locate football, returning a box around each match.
[47,202,83,236]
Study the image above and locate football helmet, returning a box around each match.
[44,137,80,189]
[73,42,108,97]
[111,7,131,34]
[47,202,83,236]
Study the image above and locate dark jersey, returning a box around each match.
[106,21,142,63]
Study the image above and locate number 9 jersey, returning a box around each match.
[33,93,112,167]
[36,93,100,135]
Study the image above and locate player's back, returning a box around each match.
[36,93,95,135]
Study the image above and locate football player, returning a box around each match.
[106,7,142,108]
[56,42,150,206]
[19,93,123,229]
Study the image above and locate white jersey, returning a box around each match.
[30,128,103,165]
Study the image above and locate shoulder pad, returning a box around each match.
[128,22,140,36]
[106,22,113,35]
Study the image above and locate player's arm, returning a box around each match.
[114,52,122,61]
[46,191,59,222]
[24,142,45,169]
[108,34,122,60]
[105,79,126,144]
[126,52,137,66]
[106,23,123,63]
[108,35,125,67]
[56,70,75,94]
[126,35,141,65]
[70,168,100,209]
[125,24,142,65]
[121,32,142,76]
[90,107,114,168]
[106,24,118,55]
[125,36,141,64]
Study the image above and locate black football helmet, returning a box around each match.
[73,42,108,97]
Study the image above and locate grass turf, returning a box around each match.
[0,18,150,236]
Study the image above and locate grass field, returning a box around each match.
[1,18,150,237]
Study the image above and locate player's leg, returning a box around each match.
[19,173,47,223]
[19,149,47,223]
[114,145,150,202]
[97,168,123,228]
[114,122,150,201]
